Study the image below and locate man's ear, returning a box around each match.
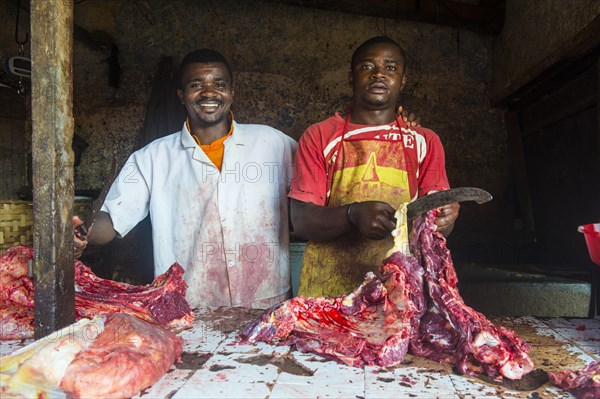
[348,71,353,87]
[401,74,407,91]
[177,89,184,104]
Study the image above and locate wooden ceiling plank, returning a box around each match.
[262,0,504,33]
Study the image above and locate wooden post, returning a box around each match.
[30,0,75,339]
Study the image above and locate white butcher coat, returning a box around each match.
[102,121,297,309]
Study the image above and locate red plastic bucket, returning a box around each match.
[578,223,600,265]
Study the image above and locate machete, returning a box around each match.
[406,187,493,219]
[76,152,118,237]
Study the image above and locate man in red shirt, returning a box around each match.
[289,36,460,297]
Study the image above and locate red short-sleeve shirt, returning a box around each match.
[289,113,450,206]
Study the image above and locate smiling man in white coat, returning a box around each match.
[75,49,297,309]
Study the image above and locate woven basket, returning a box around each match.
[0,201,33,250]
[0,200,92,251]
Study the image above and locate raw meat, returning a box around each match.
[409,211,534,380]
[240,206,426,368]
[0,245,194,340]
[240,251,425,367]
[548,360,600,399]
[75,261,194,331]
[0,312,182,399]
[0,246,35,340]
[0,303,32,340]
[239,209,534,381]
[0,246,34,307]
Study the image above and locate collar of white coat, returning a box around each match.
[180,119,246,149]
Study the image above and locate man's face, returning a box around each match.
[177,62,234,127]
[349,43,406,111]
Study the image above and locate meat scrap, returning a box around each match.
[239,209,534,381]
[548,361,600,399]
[0,245,194,340]
[0,313,182,399]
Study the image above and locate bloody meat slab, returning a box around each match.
[240,208,535,381]
[0,245,194,340]
[0,312,182,398]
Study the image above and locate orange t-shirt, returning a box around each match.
[187,118,233,171]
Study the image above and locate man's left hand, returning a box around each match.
[397,105,421,127]
[435,202,460,236]
[74,216,88,259]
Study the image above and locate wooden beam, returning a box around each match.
[492,13,600,107]
[262,0,416,16]
[262,0,504,33]
[419,0,504,25]
[30,0,76,339]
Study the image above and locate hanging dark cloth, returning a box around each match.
[139,56,186,147]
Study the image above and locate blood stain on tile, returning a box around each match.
[176,352,213,370]
[208,364,236,371]
[236,353,315,376]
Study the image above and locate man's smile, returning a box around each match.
[196,100,222,110]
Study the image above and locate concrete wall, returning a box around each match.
[492,0,600,103]
[0,0,510,256]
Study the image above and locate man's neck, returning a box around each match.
[349,107,396,125]
[188,118,231,145]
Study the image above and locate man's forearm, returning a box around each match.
[86,211,118,246]
[290,199,355,242]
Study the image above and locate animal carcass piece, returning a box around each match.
[240,208,534,381]
[0,245,194,340]
[240,252,425,367]
[75,261,194,331]
[409,211,534,380]
[240,206,426,368]
[0,313,182,399]
[548,360,600,399]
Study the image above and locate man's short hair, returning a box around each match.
[351,36,406,70]
[177,49,233,88]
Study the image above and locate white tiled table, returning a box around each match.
[1,308,598,399]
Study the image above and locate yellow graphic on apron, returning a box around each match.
[330,152,410,208]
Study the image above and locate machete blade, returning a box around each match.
[406,187,493,219]
[82,151,118,232]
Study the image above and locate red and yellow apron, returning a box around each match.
[298,115,413,297]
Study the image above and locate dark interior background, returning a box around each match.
[0,1,598,293]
